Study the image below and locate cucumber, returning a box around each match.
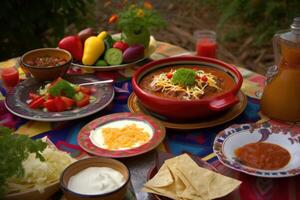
[104,48,123,65]
[95,59,108,66]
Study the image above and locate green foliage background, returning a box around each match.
[214,0,300,45]
[0,0,95,60]
[0,0,300,60]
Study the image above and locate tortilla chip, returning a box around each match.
[143,154,241,200]
[144,163,174,188]
[208,173,241,199]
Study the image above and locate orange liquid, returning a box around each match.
[261,43,300,121]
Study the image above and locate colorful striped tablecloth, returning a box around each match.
[1,41,300,200]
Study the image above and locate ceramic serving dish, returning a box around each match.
[60,157,130,200]
[132,56,243,121]
[77,112,166,158]
[20,48,72,81]
[213,122,300,178]
[5,75,114,121]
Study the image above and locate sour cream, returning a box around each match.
[67,167,125,195]
[89,120,153,150]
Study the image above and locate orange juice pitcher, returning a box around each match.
[261,17,300,121]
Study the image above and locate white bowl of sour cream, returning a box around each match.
[60,157,130,200]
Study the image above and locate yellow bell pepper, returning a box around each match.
[82,31,108,65]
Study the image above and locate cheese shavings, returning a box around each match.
[151,68,221,100]
[102,124,150,150]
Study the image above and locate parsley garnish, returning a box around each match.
[0,126,47,198]
[172,68,196,86]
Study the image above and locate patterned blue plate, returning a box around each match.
[5,75,114,122]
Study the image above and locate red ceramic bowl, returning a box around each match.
[132,56,243,121]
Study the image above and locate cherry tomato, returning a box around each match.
[166,72,173,79]
[201,76,208,82]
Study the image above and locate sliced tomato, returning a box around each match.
[76,94,90,108]
[29,92,40,100]
[29,96,45,109]
[43,99,57,112]
[50,77,63,86]
[54,97,67,112]
[79,86,92,95]
[61,96,74,109]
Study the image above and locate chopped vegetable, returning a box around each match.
[29,96,45,109]
[48,79,76,98]
[27,78,95,112]
[76,94,90,108]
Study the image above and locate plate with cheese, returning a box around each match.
[77,112,166,158]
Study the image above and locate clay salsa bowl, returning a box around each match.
[20,48,72,81]
[132,56,243,121]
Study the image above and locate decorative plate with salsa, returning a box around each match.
[77,112,166,158]
[5,75,114,121]
[213,122,300,177]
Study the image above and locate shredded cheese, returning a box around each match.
[102,124,150,150]
[151,68,221,100]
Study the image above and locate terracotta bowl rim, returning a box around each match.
[59,157,130,198]
[21,47,72,69]
[132,55,243,104]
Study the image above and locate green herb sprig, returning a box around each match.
[172,68,196,86]
[0,126,47,198]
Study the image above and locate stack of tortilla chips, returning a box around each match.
[143,154,241,200]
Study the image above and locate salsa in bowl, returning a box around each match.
[20,48,72,81]
[132,56,243,121]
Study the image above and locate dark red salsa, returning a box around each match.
[26,56,67,67]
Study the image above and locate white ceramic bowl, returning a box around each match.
[213,122,300,178]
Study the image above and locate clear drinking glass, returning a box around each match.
[194,30,217,58]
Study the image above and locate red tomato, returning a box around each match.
[113,41,129,52]
[43,99,57,112]
[54,97,67,112]
[79,86,92,95]
[61,96,74,109]
[29,92,40,100]
[201,76,208,82]
[1,67,19,87]
[166,72,173,79]
[29,96,45,109]
[76,95,90,108]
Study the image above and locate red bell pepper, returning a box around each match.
[29,96,45,109]
[58,35,83,61]
[113,41,129,53]
[76,94,90,108]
